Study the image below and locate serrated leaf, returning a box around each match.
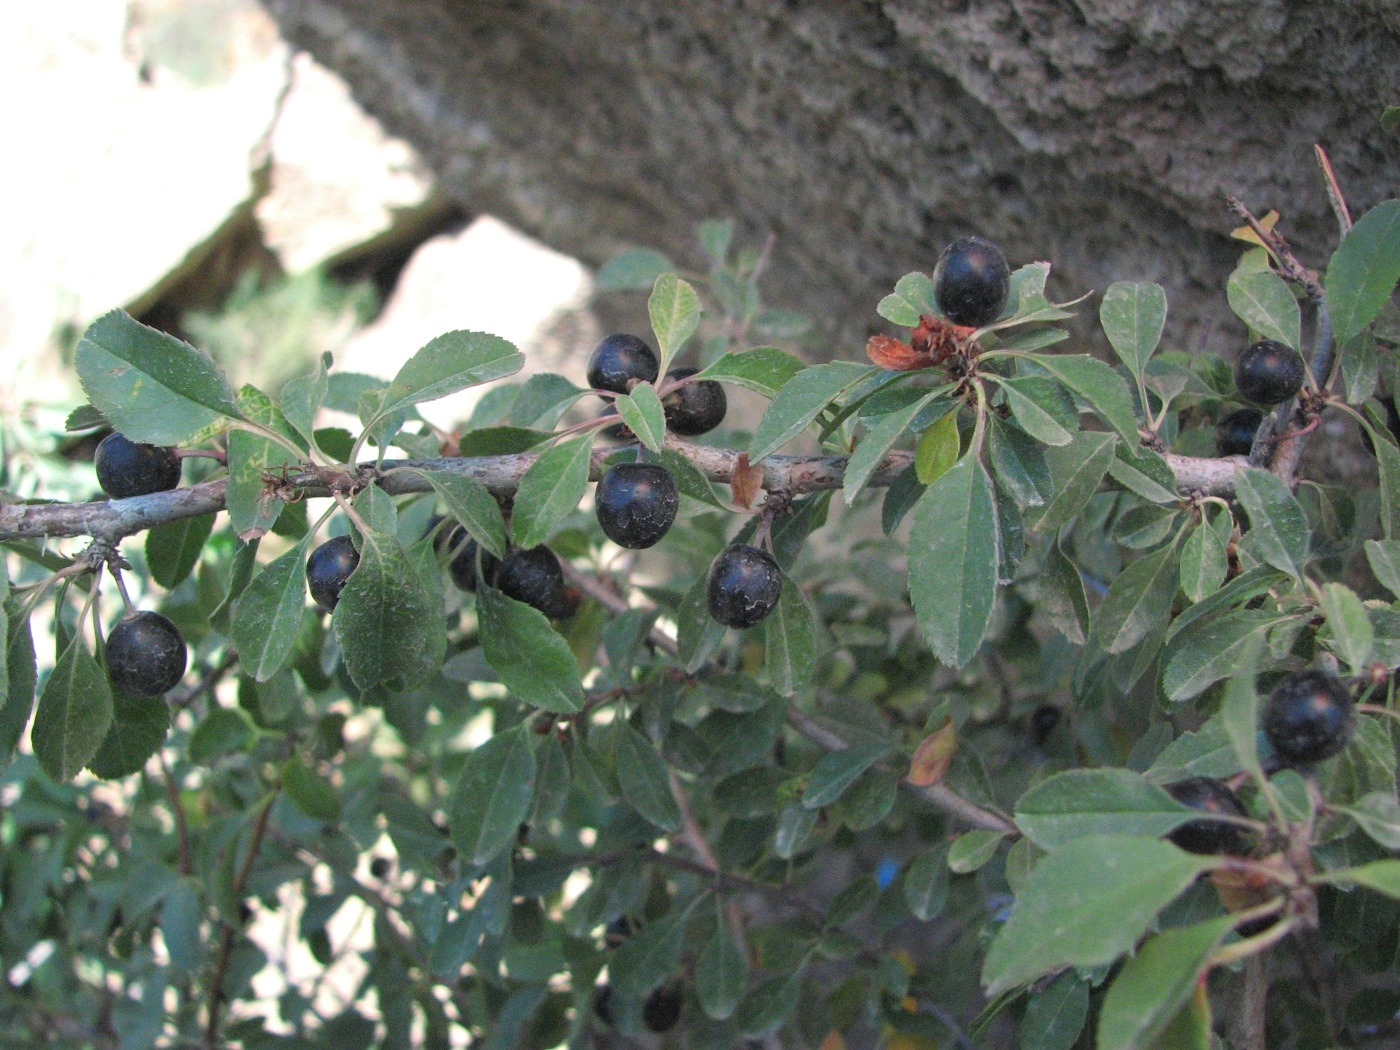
[1014,769,1194,848]
[33,635,114,782]
[378,331,524,418]
[1234,467,1309,578]
[613,383,666,452]
[988,415,1052,506]
[146,513,215,590]
[511,435,595,549]
[844,392,942,503]
[477,586,583,713]
[65,404,107,432]
[1179,515,1229,603]
[409,468,508,559]
[764,575,816,697]
[1161,610,1282,704]
[749,362,876,462]
[1219,632,1266,786]
[611,910,685,998]
[1108,444,1178,504]
[677,571,727,672]
[448,726,537,866]
[1096,916,1235,1050]
[226,385,302,540]
[909,456,1000,667]
[736,972,803,1038]
[281,754,342,822]
[332,521,439,694]
[913,408,960,485]
[903,847,950,921]
[1039,538,1089,644]
[1320,582,1374,673]
[280,352,330,450]
[656,448,727,509]
[649,273,702,365]
[1091,542,1180,655]
[75,309,242,445]
[877,271,938,326]
[1100,281,1167,378]
[1032,432,1117,533]
[1227,268,1301,349]
[1364,539,1400,598]
[232,539,312,682]
[1021,973,1089,1050]
[696,924,748,1020]
[694,346,806,400]
[803,742,887,809]
[1031,355,1140,443]
[1316,859,1400,899]
[88,688,169,779]
[981,835,1211,996]
[996,377,1075,446]
[1327,199,1400,347]
[1337,792,1400,849]
[596,248,675,291]
[948,829,1006,873]
[508,372,587,429]
[616,724,682,832]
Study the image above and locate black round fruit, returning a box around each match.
[1215,407,1265,457]
[587,334,659,396]
[642,983,683,1033]
[932,236,1011,328]
[1164,777,1253,856]
[1234,339,1306,406]
[105,611,188,696]
[595,463,680,549]
[307,535,360,613]
[94,433,182,500]
[707,543,783,629]
[369,857,393,879]
[662,368,727,436]
[440,527,501,593]
[1030,705,1061,745]
[496,546,570,617]
[1262,669,1355,766]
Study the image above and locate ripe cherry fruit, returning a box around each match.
[662,368,727,436]
[932,236,1011,328]
[1164,777,1254,856]
[595,463,679,549]
[707,543,783,628]
[94,432,182,499]
[587,334,659,396]
[1215,407,1264,457]
[106,610,188,696]
[1234,339,1306,406]
[307,535,360,613]
[1262,669,1355,766]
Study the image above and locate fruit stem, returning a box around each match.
[109,564,136,613]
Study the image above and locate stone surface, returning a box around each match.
[263,0,1400,351]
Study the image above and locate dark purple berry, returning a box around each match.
[707,544,783,629]
[496,546,570,617]
[932,236,1011,328]
[642,983,683,1033]
[1262,670,1355,766]
[587,334,659,396]
[1164,777,1253,856]
[662,368,727,436]
[105,611,187,696]
[307,535,359,613]
[1216,407,1264,457]
[1030,705,1061,745]
[94,433,182,500]
[369,856,393,879]
[439,526,500,593]
[595,463,679,549]
[1234,339,1306,406]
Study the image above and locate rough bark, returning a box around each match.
[262,0,1397,351]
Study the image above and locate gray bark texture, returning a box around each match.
[263,0,1398,351]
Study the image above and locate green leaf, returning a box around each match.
[877,271,938,326]
[0,605,37,767]
[1219,632,1267,786]
[611,910,685,998]
[613,383,666,452]
[448,726,537,866]
[1014,769,1195,848]
[596,248,675,291]
[280,351,330,450]
[1100,281,1167,378]
[913,408,960,485]
[409,468,508,559]
[378,331,524,418]
[903,846,950,921]
[1032,432,1117,533]
[1031,354,1139,443]
[281,754,342,822]
[648,272,702,365]
[803,743,887,810]
[764,575,816,697]
[1227,268,1301,349]
[696,924,749,1020]
[749,362,877,462]
[1341,330,1380,404]
[996,377,1075,446]
[981,835,1211,996]
[477,586,584,713]
[231,538,312,682]
[677,571,727,672]
[332,518,440,694]
[88,688,170,779]
[1038,538,1089,644]
[736,971,803,1038]
[75,309,242,445]
[1096,916,1235,1050]
[1320,582,1375,674]
[1366,418,1400,539]
[694,346,806,400]
[510,434,595,549]
[844,392,942,503]
[616,724,682,832]
[1234,467,1309,578]
[988,415,1052,506]
[948,830,1007,873]
[146,513,215,590]
[1161,610,1281,704]
[226,385,301,540]
[188,706,256,761]
[508,373,588,429]
[1179,515,1229,603]
[909,456,1000,667]
[1365,539,1400,598]
[1108,444,1178,504]
[33,635,114,782]
[1315,859,1400,899]
[1021,973,1089,1050]
[1091,542,1181,655]
[1327,199,1400,347]
[656,447,727,509]
[1336,792,1400,850]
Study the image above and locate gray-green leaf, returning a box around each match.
[477,586,584,713]
[1100,281,1167,378]
[694,346,805,400]
[1234,467,1309,578]
[649,272,702,365]
[616,724,683,832]
[1327,199,1400,347]
[409,468,508,559]
[511,435,595,549]
[1015,769,1195,848]
[749,362,876,462]
[232,539,312,682]
[1227,268,1301,349]
[613,383,667,452]
[448,726,537,866]
[379,331,525,418]
[33,635,114,782]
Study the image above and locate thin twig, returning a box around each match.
[1313,145,1353,238]
[158,750,192,877]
